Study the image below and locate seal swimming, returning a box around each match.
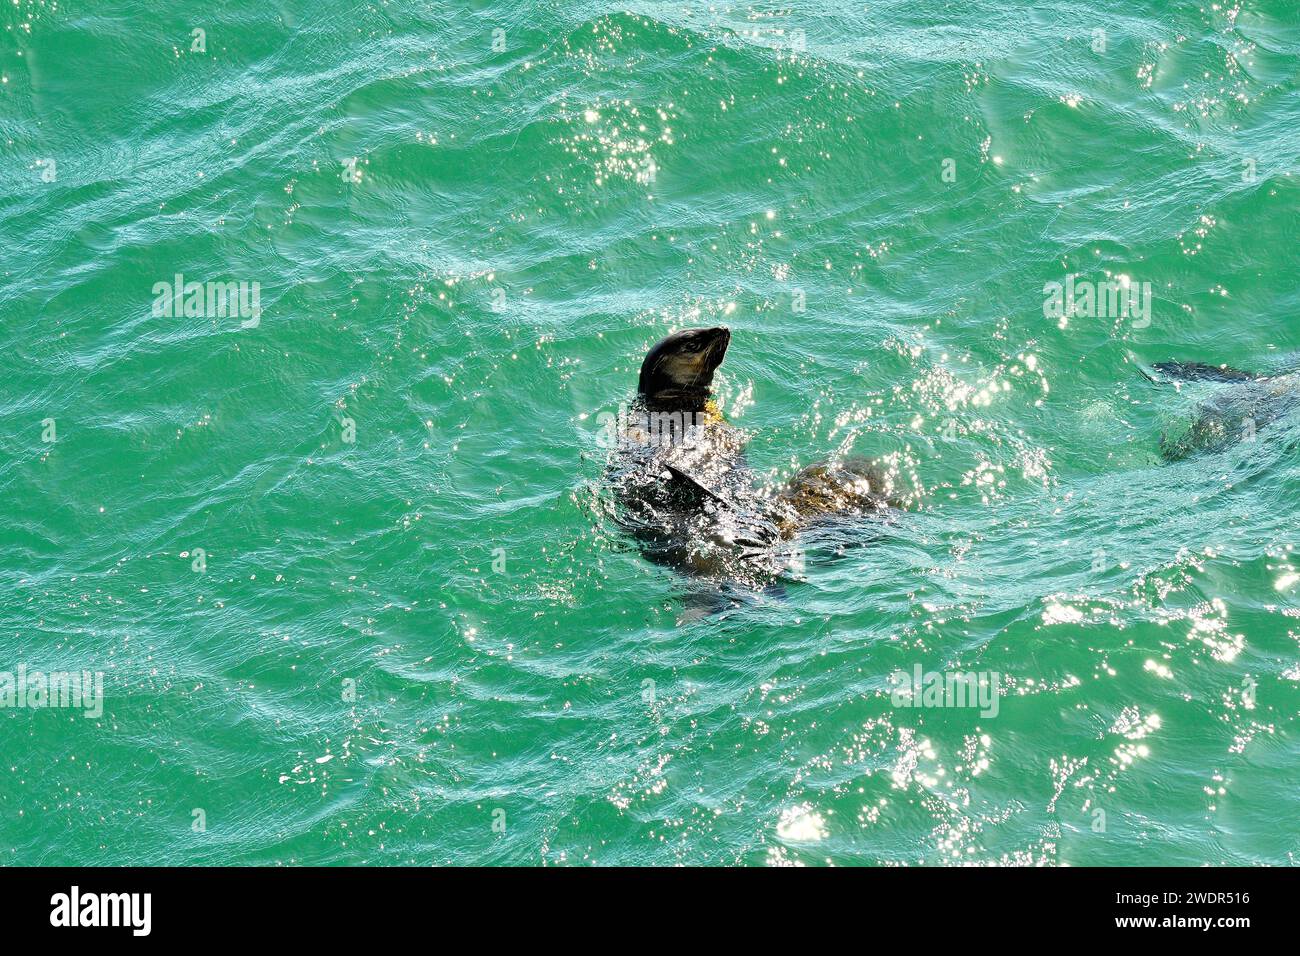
[606,326,900,606]
[1150,360,1300,459]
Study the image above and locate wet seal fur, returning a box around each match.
[606,327,901,608]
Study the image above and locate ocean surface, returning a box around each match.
[2,0,1298,866]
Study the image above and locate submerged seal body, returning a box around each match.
[1152,361,1300,459]
[606,327,896,597]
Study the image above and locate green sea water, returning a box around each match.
[2,0,1299,866]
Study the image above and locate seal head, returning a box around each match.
[638,326,730,410]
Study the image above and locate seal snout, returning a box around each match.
[703,326,730,368]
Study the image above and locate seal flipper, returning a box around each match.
[674,581,786,624]
[676,588,733,624]
[661,462,730,506]
[1152,361,1262,383]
